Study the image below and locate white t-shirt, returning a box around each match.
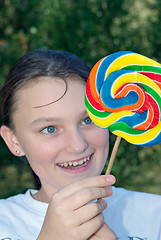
[0,187,161,240]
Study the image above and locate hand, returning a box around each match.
[37,175,116,240]
[89,223,117,240]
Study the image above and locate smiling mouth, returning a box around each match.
[57,156,90,169]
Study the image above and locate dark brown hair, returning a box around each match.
[1,49,90,128]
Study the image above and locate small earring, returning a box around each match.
[16,150,20,154]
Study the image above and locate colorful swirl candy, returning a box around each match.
[85,51,161,146]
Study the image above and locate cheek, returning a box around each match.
[88,128,109,174]
[22,141,59,179]
[18,136,60,165]
[89,127,109,149]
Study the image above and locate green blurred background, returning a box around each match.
[0,0,161,198]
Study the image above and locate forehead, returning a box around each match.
[14,76,86,120]
[16,77,66,107]
[17,75,85,102]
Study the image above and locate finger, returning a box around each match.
[72,200,107,226]
[90,223,118,240]
[66,186,112,210]
[79,213,105,239]
[51,175,115,205]
[55,184,112,214]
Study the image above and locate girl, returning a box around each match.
[0,50,117,240]
[0,49,161,240]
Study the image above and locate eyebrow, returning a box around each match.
[31,117,61,126]
[82,110,89,118]
[31,110,89,126]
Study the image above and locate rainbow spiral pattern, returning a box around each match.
[85,51,161,146]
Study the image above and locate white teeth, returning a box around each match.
[78,160,84,165]
[73,161,79,166]
[59,163,64,167]
[59,156,90,168]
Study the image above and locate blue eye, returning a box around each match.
[83,116,92,125]
[41,126,56,134]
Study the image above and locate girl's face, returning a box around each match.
[5,76,109,201]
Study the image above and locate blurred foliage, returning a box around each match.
[0,0,161,198]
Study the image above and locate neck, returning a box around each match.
[32,186,55,203]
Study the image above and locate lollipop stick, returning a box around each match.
[97,136,121,202]
[106,136,121,175]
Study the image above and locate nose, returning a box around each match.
[66,128,88,154]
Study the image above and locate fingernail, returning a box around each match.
[105,175,115,183]
[101,200,107,209]
[106,187,113,195]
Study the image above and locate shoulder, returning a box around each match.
[0,189,47,219]
[104,187,161,238]
[111,186,161,203]
[108,186,161,215]
[0,190,48,239]
[0,189,48,214]
[0,191,30,238]
[0,190,32,214]
[113,186,161,200]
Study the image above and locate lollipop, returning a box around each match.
[85,51,161,174]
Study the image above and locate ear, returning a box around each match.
[0,125,25,157]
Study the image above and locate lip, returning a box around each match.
[57,154,93,174]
